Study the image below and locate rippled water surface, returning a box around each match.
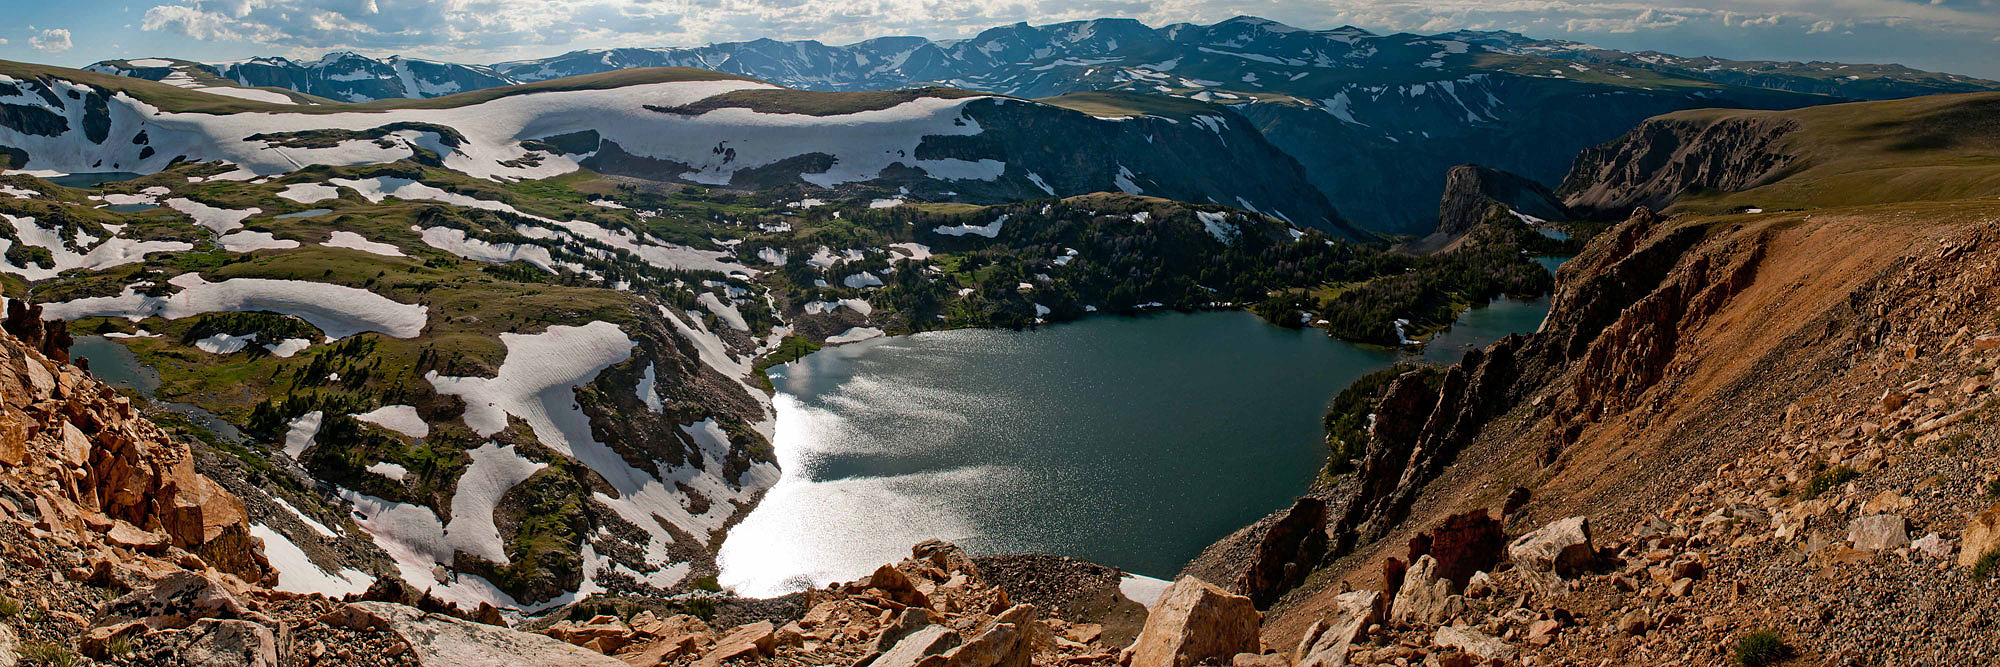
[719,305,1548,596]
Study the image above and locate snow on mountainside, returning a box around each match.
[0,65,1350,235]
[83,15,1998,236]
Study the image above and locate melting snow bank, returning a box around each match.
[39,272,428,339]
[324,231,405,257]
[283,411,322,459]
[427,321,778,585]
[355,405,430,439]
[932,215,1007,238]
[1119,574,1173,610]
[417,226,559,272]
[826,327,885,344]
[251,524,373,597]
[163,198,259,234]
[443,443,545,564]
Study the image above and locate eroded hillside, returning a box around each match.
[1212,92,2000,665]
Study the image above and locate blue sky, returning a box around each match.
[4,0,1998,78]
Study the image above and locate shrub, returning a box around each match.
[18,641,80,667]
[1733,630,1791,667]
[1801,465,1857,499]
[1985,478,2000,497]
[0,594,18,618]
[1973,547,2000,581]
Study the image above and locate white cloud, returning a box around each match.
[30,28,72,53]
[118,0,2000,77]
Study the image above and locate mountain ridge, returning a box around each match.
[79,16,2000,236]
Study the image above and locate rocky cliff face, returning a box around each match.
[1251,195,2000,663]
[1558,115,1800,219]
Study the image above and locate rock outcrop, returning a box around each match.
[0,302,272,585]
[1411,164,1572,253]
[1559,115,1799,219]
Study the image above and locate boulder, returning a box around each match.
[179,619,278,667]
[1617,608,1649,636]
[326,602,620,666]
[871,625,961,667]
[1959,504,2000,569]
[1128,577,1261,667]
[694,621,777,667]
[1293,590,1382,667]
[1390,555,1454,625]
[1507,516,1594,576]
[1432,625,1516,662]
[1847,514,1910,551]
[912,539,981,581]
[868,564,933,608]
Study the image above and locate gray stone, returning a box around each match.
[1432,625,1517,662]
[333,602,620,666]
[0,622,17,667]
[181,619,277,667]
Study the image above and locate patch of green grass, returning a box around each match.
[692,575,722,592]
[1985,478,2000,497]
[1733,630,1791,667]
[1801,465,1858,499]
[0,593,19,617]
[18,641,80,667]
[658,87,993,116]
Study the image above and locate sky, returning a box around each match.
[2,0,1997,78]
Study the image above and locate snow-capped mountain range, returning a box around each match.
[85,15,2000,234]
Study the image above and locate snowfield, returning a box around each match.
[417,226,559,272]
[38,272,429,339]
[442,442,546,564]
[278,183,343,204]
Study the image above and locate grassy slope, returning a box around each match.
[1037,91,1227,118]
[1662,92,2000,214]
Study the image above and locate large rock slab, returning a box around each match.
[872,625,961,667]
[1390,555,1455,625]
[1129,577,1260,667]
[322,602,620,666]
[1847,514,1910,551]
[1507,516,1594,576]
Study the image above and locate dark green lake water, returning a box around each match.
[719,300,1551,596]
